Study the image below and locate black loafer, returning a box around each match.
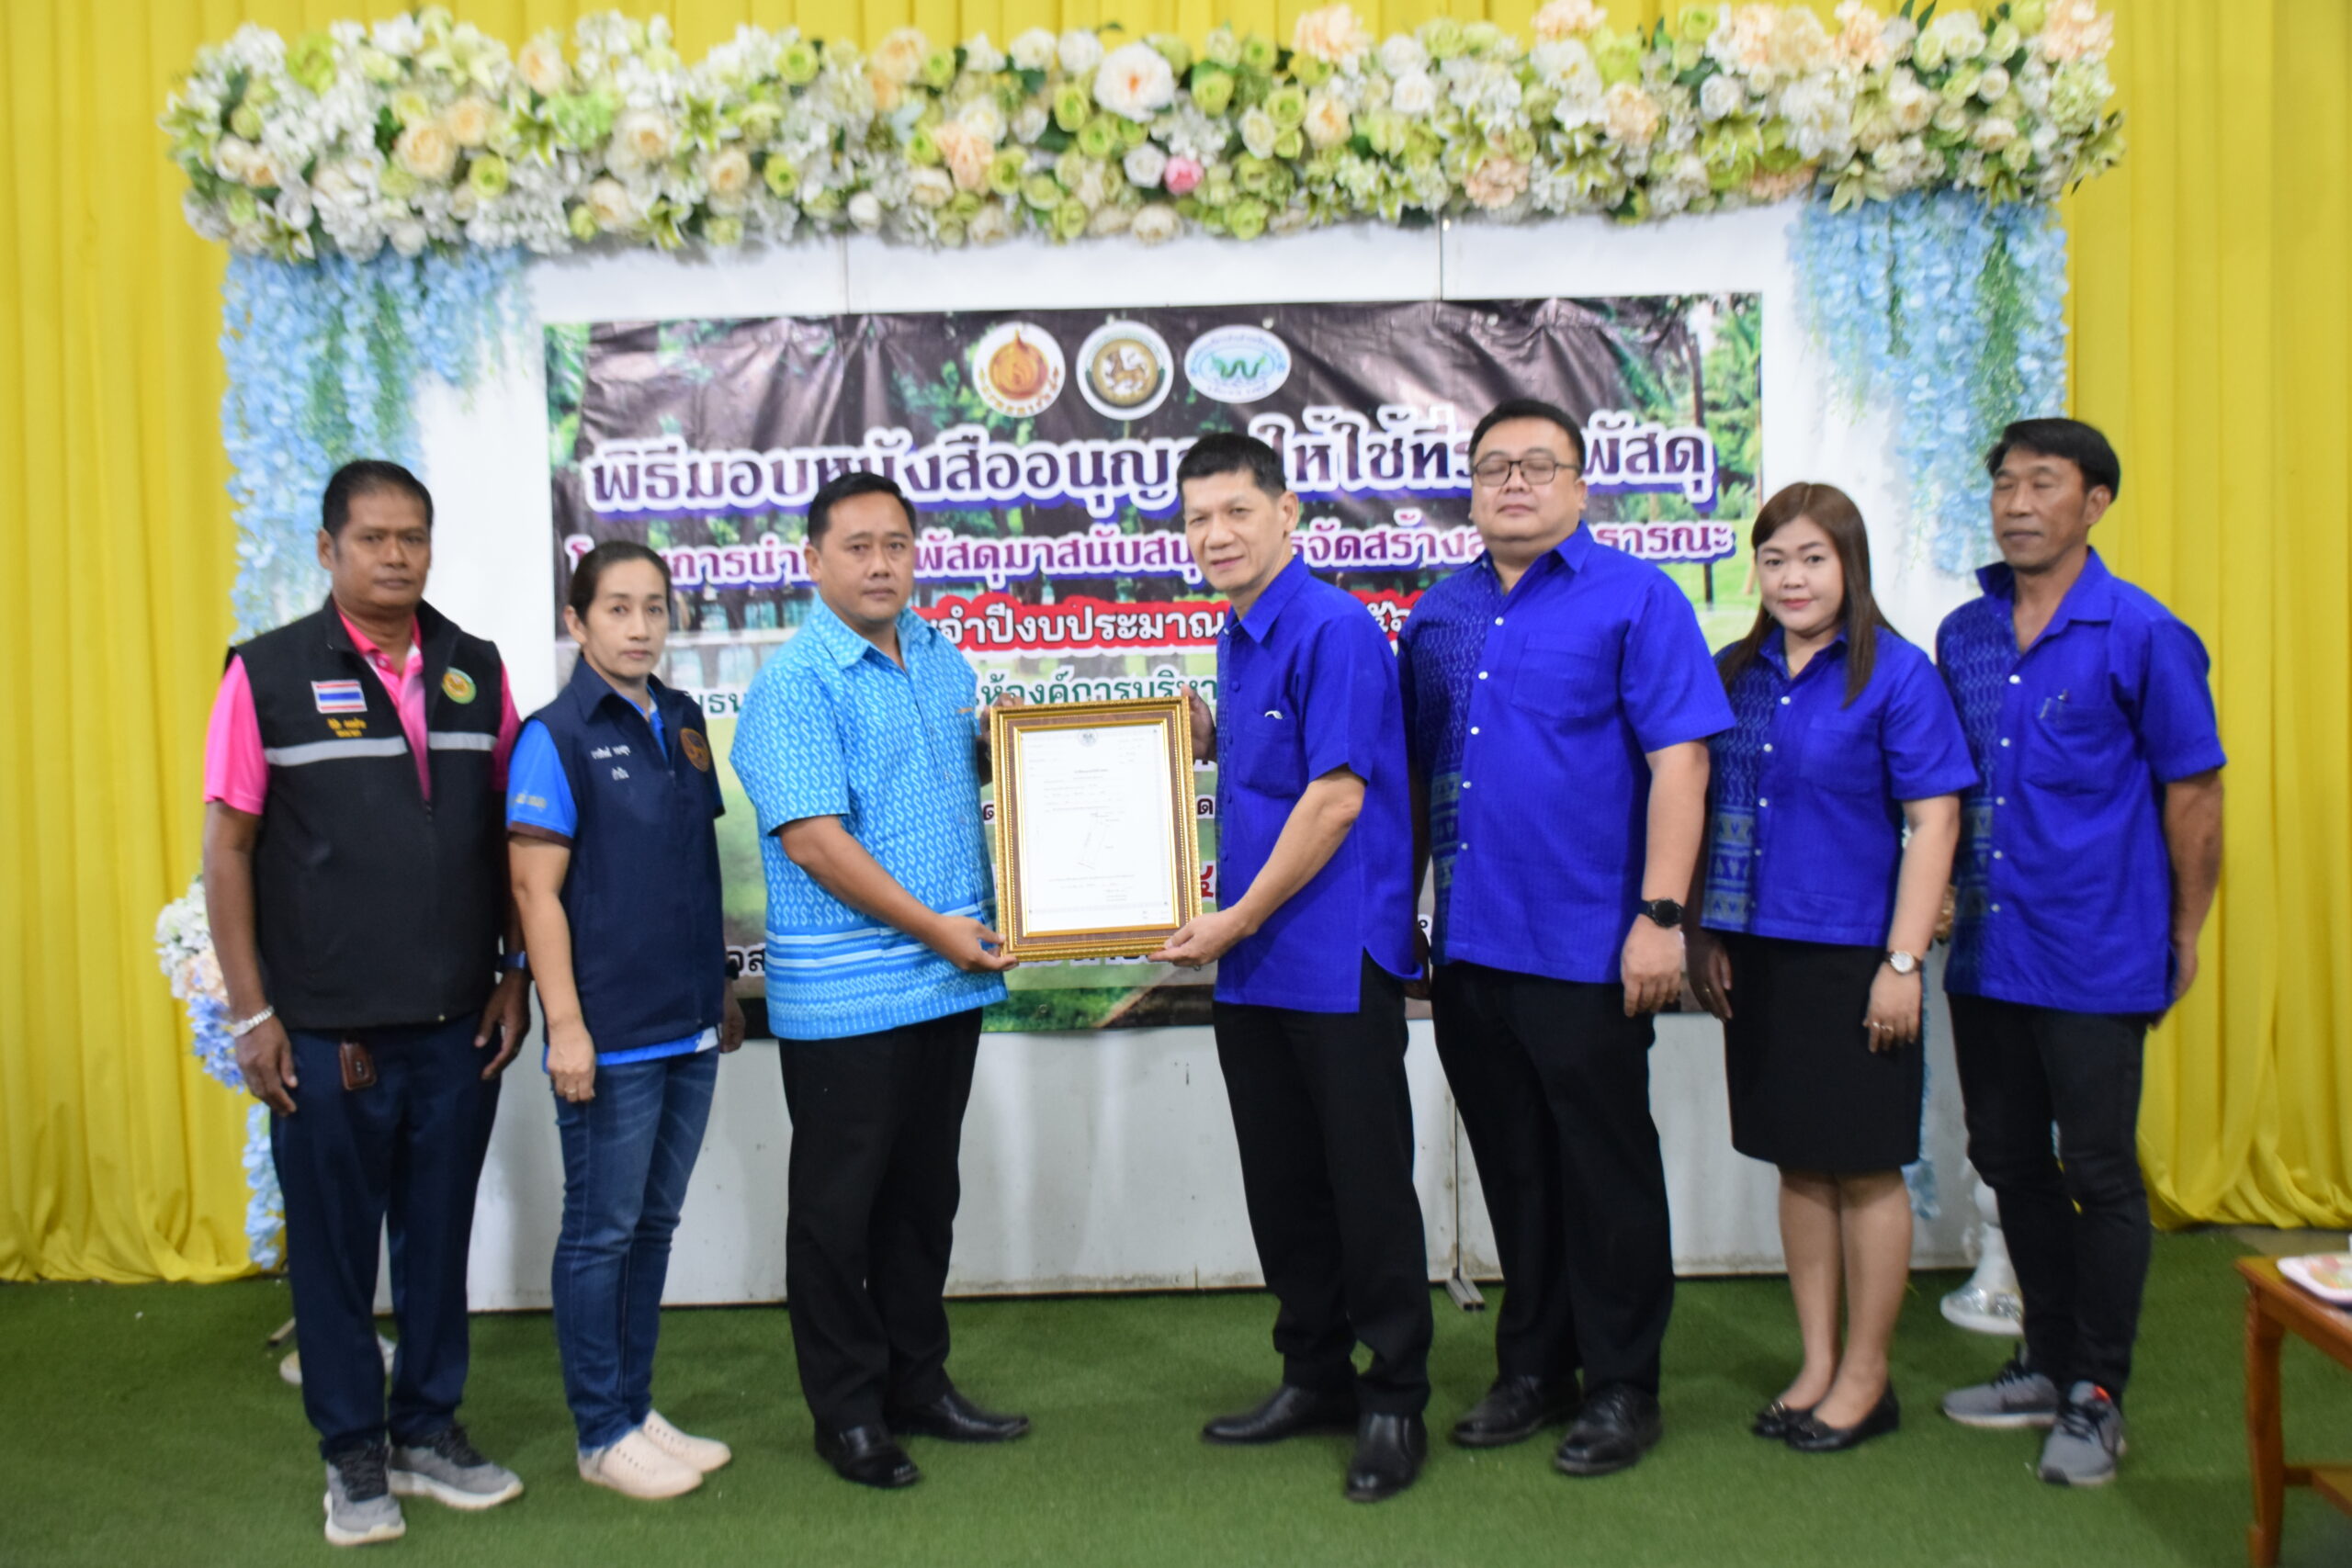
[1785,1388,1900,1453]
[1345,1414,1428,1503]
[887,1387,1031,1443]
[1453,1376,1580,1449]
[1553,1384,1663,1477]
[1202,1384,1359,1446]
[814,1424,920,1488]
[1751,1399,1815,1439]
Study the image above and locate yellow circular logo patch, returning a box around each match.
[441,668,478,705]
[681,728,712,773]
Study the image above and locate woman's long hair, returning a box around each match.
[1717,482,1895,706]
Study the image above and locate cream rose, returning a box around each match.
[1303,91,1352,150]
[615,108,673,168]
[1600,83,1662,150]
[703,146,754,210]
[869,28,927,85]
[1122,142,1169,188]
[1971,114,2019,152]
[846,190,884,231]
[1009,28,1057,71]
[389,219,429,257]
[1378,35,1428,77]
[586,175,638,231]
[1291,4,1374,68]
[1088,204,1133,237]
[1463,152,1529,209]
[933,120,992,192]
[910,167,955,208]
[393,122,458,182]
[1057,29,1105,77]
[442,96,495,149]
[968,200,1014,244]
[1700,73,1746,120]
[1531,0,1607,42]
[517,34,568,96]
[1094,42,1177,122]
[1390,70,1436,118]
[1129,203,1181,244]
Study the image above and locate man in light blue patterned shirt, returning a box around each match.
[729,471,1028,1492]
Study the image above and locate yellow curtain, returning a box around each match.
[1,0,2341,1281]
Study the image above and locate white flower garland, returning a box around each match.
[163,1,2120,261]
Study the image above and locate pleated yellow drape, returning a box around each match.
[0,0,2341,1281]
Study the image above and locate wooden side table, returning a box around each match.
[2235,1256,2352,1565]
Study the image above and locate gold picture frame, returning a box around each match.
[989,696,1202,962]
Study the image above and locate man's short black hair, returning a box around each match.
[1984,417,2121,500]
[322,459,434,537]
[1469,398,1588,469]
[1177,431,1289,502]
[806,469,918,547]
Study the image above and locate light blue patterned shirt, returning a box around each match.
[729,599,1006,1041]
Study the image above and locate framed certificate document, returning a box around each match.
[989,696,1203,961]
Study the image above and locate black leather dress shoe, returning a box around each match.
[1784,1387,1900,1453]
[1345,1414,1428,1503]
[887,1387,1032,1443]
[814,1424,921,1488]
[1751,1399,1815,1439]
[1452,1376,1579,1449]
[1553,1384,1663,1477]
[1201,1385,1359,1446]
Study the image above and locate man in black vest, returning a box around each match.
[202,460,528,1547]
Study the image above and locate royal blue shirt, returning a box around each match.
[1214,555,1419,1011]
[1400,526,1734,985]
[1702,627,1976,949]
[1937,550,2226,1014]
[507,668,724,1066]
[729,599,1006,1041]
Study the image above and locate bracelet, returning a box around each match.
[227,1005,277,1038]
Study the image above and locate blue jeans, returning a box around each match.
[550,1048,719,1450]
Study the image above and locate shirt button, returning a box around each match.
[1993,850,2004,859]
[1779,696,1791,705]
[2008,675,2022,684]
[1478,671,1489,681]
[1762,743,1773,753]
[1758,797,1770,807]
[1463,780,1473,789]
[1470,726,1481,736]
[1999,738,2011,748]
[1493,616,1505,626]
[1996,795,2007,806]
[1991,902,2002,913]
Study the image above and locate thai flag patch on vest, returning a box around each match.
[311,679,368,715]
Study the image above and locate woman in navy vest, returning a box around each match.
[509,541,744,1498]
[1684,484,1975,1453]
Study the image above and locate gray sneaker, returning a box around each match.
[323,1443,405,1547]
[2038,1382,2125,1486]
[1941,1351,2061,1429]
[388,1424,524,1510]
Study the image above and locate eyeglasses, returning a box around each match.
[1470,453,1577,488]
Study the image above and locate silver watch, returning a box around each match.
[1884,950,1921,976]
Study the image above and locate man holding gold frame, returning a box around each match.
[1149,433,1431,1504]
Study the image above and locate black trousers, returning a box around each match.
[1949,993,2153,1402]
[274,1018,501,1458]
[1431,962,1672,1395]
[1213,957,1433,1415]
[777,1008,981,1432]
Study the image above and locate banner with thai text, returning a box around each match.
[546,295,1762,1032]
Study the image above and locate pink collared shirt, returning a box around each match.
[203,610,520,814]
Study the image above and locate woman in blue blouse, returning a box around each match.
[1686,483,1974,1453]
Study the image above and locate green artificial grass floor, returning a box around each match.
[5,1230,2351,1567]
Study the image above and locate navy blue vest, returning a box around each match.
[526,661,726,1054]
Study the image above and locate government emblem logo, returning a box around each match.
[1183,325,1292,404]
[681,728,713,772]
[441,668,478,705]
[1075,320,1174,421]
[971,322,1066,419]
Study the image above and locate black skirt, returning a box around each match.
[1720,931,1922,1173]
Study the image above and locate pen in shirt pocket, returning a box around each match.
[2037,688,2070,720]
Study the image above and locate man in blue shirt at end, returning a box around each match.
[1933,419,2225,1488]
[730,471,1030,1492]
[1400,398,1732,1479]
[1148,434,1431,1503]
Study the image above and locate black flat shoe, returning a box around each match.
[1345,1414,1428,1503]
[1752,1399,1815,1439]
[1554,1384,1663,1477]
[1202,1385,1359,1446]
[1785,1388,1901,1453]
[814,1424,921,1488]
[1452,1376,1579,1450]
[887,1387,1031,1443]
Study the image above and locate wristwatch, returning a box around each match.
[1638,897,1684,931]
[1884,949,1921,976]
[504,951,530,974]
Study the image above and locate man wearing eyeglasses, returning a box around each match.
[1398,398,1731,1479]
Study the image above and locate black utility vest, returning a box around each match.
[526,661,725,1054]
[235,598,505,1031]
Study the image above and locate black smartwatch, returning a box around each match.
[1638,897,1684,931]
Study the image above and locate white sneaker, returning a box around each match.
[641,1409,733,1473]
[578,1427,703,1499]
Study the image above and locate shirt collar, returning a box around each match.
[807,596,925,669]
[1478,523,1591,588]
[562,655,666,721]
[335,606,423,674]
[1757,622,1848,681]
[1976,547,2118,637]
[1230,551,1309,643]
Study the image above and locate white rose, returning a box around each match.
[962,33,1007,74]
[868,28,927,85]
[1240,107,1278,159]
[703,146,754,210]
[615,108,673,168]
[1013,103,1050,143]
[1057,29,1104,77]
[968,200,1013,244]
[1129,203,1181,244]
[213,136,255,181]
[847,190,883,231]
[957,99,1007,145]
[1303,91,1351,149]
[1094,42,1177,123]
[1088,204,1132,236]
[909,166,955,208]
[393,123,458,182]
[274,189,314,231]
[313,164,362,209]
[449,181,481,220]
[1389,71,1436,118]
[1009,28,1057,72]
[1699,73,1746,120]
[517,34,568,96]
[1971,115,2018,152]
[1531,0,1608,41]
[1123,142,1169,188]
[1977,64,2011,103]
[586,175,638,231]
[1378,34,1428,77]
[389,218,429,256]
